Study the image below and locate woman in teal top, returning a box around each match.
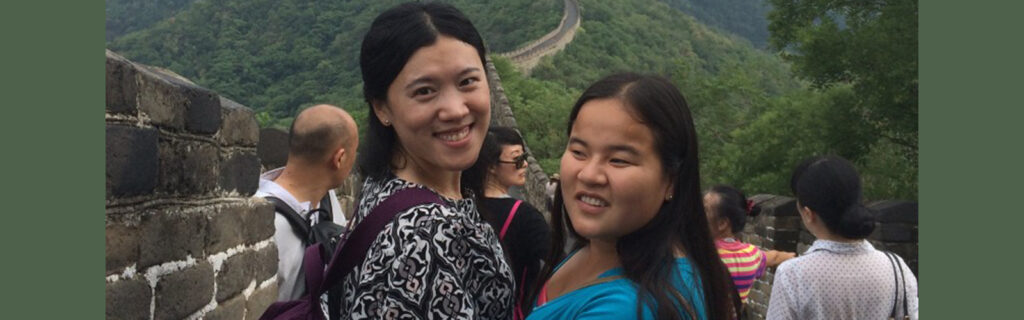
[530,250,708,319]
[527,73,740,320]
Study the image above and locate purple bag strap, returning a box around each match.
[321,187,443,287]
[302,243,326,316]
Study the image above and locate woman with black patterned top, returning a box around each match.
[338,2,514,319]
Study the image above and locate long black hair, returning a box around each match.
[537,73,740,319]
[357,2,488,184]
[790,155,875,239]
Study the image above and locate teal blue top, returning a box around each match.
[526,251,708,320]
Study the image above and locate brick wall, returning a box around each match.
[485,57,553,220]
[106,49,278,320]
[739,195,919,320]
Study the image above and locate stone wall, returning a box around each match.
[496,0,581,75]
[739,195,919,320]
[106,50,278,320]
[486,57,553,220]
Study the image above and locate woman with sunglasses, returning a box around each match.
[465,126,551,320]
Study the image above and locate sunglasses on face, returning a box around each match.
[498,154,529,169]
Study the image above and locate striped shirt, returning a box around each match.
[715,239,767,303]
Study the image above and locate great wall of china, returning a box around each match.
[105,2,917,317]
[497,0,581,75]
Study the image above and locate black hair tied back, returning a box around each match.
[790,155,875,240]
[837,203,876,239]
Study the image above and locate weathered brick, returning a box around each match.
[157,139,219,196]
[107,125,159,199]
[139,210,208,268]
[208,203,245,253]
[205,293,246,320]
[773,216,802,230]
[220,151,260,196]
[186,86,222,134]
[134,64,222,133]
[218,97,259,147]
[799,230,815,244]
[106,276,151,320]
[106,50,138,115]
[135,66,188,130]
[245,282,278,320]
[874,223,916,243]
[754,224,767,237]
[253,244,279,282]
[106,222,139,275]
[242,199,276,245]
[773,229,800,243]
[871,200,918,224]
[257,128,289,170]
[155,261,214,320]
[751,195,798,217]
[217,250,257,302]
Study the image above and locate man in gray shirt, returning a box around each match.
[254,104,359,301]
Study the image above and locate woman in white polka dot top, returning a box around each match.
[766,156,918,320]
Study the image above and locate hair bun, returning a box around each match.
[836,204,876,239]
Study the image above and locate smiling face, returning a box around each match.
[492,144,527,188]
[559,98,673,243]
[373,35,491,176]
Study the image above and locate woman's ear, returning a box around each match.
[372,99,391,126]
[798,205,815,224]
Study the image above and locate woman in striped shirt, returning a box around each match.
[703,185,794,304]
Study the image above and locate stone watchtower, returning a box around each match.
[106,50,278,319]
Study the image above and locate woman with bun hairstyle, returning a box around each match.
[339,2,513,319]
[527,73,740,320]
[766,156,918,320]
[703,185,794,306]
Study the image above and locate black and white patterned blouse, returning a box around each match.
[338,174,515,319]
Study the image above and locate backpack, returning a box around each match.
[264,195,347,259]
[260,187,444,320]
[264,194,347,318]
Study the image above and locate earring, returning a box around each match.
[382,119,391,126]
[665,195,673,201]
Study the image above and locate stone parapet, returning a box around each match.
[106,49,277,319]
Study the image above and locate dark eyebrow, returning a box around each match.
[607,145,641,156]
[568,137,588,147]
[458,67,482,77]
[404,67,482,90]
[569,137,640,156]
[404,76,435,91]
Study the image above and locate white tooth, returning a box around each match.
[581,195,607,207]
[439,127,470,141]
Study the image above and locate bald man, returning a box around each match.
[254,104,359,301]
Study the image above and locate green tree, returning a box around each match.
[767,0,918,161]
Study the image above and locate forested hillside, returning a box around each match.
[106,0,198,41]
[107,0,917,200]
[658,0,772,48]
[108,0,562,127]
[506,0,916,200]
